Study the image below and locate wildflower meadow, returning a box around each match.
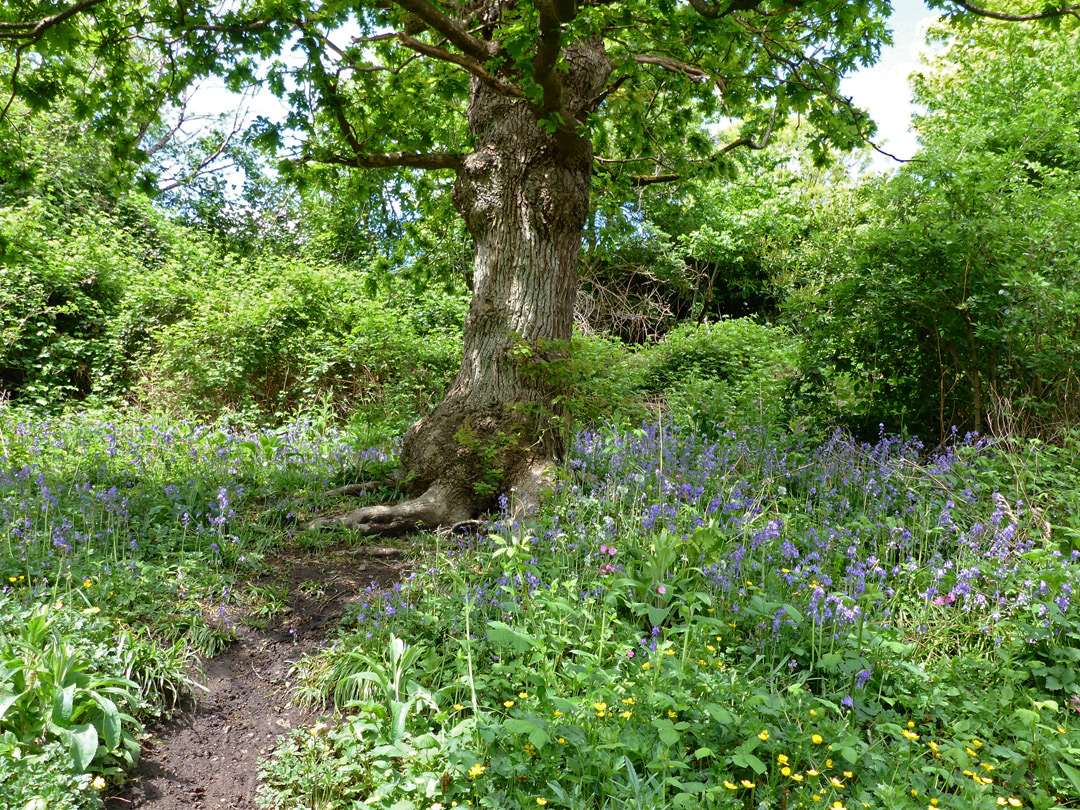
[3,399,1078,809]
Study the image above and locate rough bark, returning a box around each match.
[312,40,614,535]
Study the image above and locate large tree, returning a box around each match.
[1,0,1066,532]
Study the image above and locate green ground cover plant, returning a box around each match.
[268,422,1080,810]
[2,357,1078,810]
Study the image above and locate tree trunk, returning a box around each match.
[312,42,613,535]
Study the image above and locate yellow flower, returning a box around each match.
[536,800,548,807]
[83,578,92,588]
[53,601,63,609]
[811,734,824,744]
[826,759,833,768]
[92,776,106,790]
[706,645,716,652]
[503,700,515,708]
[553,710,563,717]
[832,802,847,810]
[911,789,919,797]
[972,738,983,747]
[758,729,770,741]
[810,709,818,717]
[668,710,678,719]
[468,764,486,778]
[813,795,821,803]
[791,773,805,782]
[7,577,15,583]
[930,800,939,807]
[642,662,651,670]
[781,767,792,777]
[966,746,978,757]
[927,741,940,753]
[664,649,675,656]
[557,738,565,744]
[622,696,635,705]
[1007,799,1022,808]
[594,701,608,714]
[1058,726,1067,734]
[806,769,820,776]
[902,729,920,741]
[82,606,100,615]
[519,692,529,699]
[843,771,853,779]
[620,710,632,719]
[741,780,755,789]
[724,781,738,790]
[908,721,916,729]
[453,704,465,712]
[829,776,845,788]
[981,763,995,772]
[309,722,328,736]
[777,754,790,765]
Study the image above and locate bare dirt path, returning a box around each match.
[106,546,408,810]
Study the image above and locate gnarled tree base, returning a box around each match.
[306,460,556,537]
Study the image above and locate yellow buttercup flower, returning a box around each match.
[791,773,805,782]
[811,734,824,744]
[468,764,486,778]
[92,776,106,790]
[902,729,920,741]
[777,754,789,765]
[758,729,770,742]
[453,704,465,712]
[503,700,515,708]
[536,800,547,807]
[741,780,755,789]
[829,776,845,788]
[724,781,738,790]
[519,692,529,699]
[667,709,678,719]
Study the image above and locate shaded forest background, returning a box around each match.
[2,16,1078,445]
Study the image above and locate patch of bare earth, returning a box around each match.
[106,545,409,810]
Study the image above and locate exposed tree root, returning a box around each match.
[307,482,473,536]
[307,460,558,537]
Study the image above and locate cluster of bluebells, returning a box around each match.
[0,411,393,599]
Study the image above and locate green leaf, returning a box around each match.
[486,621,537,652]
[1059,761,1080,795]
[52,684,75,725]
[68,722,99,773]
[651,717,680,746]
[0,692,20,722]
[96,695,121,750]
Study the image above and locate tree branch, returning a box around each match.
[397,33,524,98]
[384,0,492,61]
[687,0,766,19]
[947,0,1080,20]
[633,54,710,82]
[317,151,464,171]
[0,0,107,40]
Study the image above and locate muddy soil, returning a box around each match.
[106,545,409,810]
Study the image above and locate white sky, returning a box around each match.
[840,0,940,171]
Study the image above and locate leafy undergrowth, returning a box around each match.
[2,405,1080,810]
[272,427,1080,810]
[0,404,391,808]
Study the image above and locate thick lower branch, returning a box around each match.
[318,151,464,171]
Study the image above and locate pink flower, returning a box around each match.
[626,649,634,658]
[657,585,666,595]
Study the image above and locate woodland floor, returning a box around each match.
[105,545,409,810]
